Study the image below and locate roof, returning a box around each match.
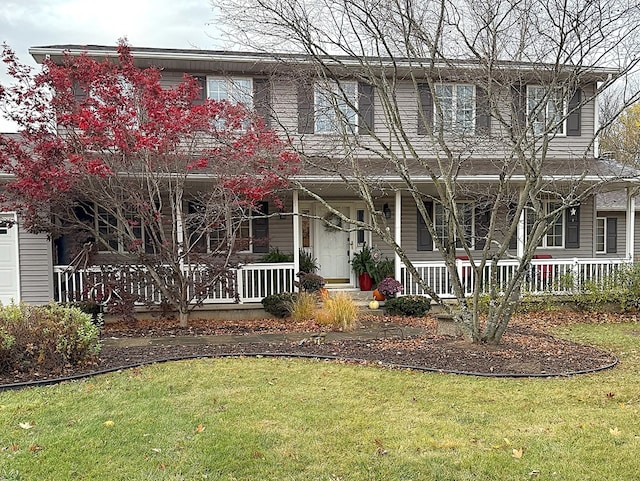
[296,155,640,186]
[29,44,619,81]
[596,190,640,211]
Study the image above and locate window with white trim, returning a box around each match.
[187,201,253,254]
[434,201,474,249]
[314,81,358,133]
[434,84,475,134]
[207,77,253,106]
[527,86,566,135]
[94,205,146,253]
[526,201,564,248]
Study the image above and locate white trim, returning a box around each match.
[293,191,300,277]
[0,211,21,304]
[626,188,635,260]
[595,217,606,254]
[28,47,619,80]
[394,191,402,281]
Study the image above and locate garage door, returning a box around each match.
[0,213,20,305]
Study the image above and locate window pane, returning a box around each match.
[596,218,605,253]
[208,79,228,101]
[315,81,357,133]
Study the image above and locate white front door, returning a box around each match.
[316,205,352,283]
[0,213,20,305]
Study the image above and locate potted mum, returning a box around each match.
[375,277,403,300]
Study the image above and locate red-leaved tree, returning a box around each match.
[0,40,299,325]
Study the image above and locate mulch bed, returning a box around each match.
[1,311,630,388]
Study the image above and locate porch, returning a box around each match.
[52,257,633,306]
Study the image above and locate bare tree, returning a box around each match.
[219,0,640,343]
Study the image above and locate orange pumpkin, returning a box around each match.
[372,289,386,301]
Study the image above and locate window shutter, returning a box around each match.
[417,201,433,251]
[417,83,433,135]
[475,86,491,135]
[358,82,374,134]
[253,78,271,127]
[567,89,582,136]
[565,204,580,249]
[191,76,206,105]
[252,201,269,254]
[511,82,526,134]
[606,217,617,253]
[297,82,315,134]
[474,205,490,250]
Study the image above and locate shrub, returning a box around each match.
[262,292,298,318]
[297,272,325,293]
[372,258,395,284]
[290,292,318,321]
[0,302,101,375]
[574,263,640,312]
[385,296,432,316]
[315,292,359,331]
[261,248,294,263]
[299,249,319,273]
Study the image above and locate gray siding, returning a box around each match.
[18,224,53,305]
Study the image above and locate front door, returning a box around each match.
[315,205,352,283]
[0,213,20,305]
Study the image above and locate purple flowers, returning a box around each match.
[377,277,403,297]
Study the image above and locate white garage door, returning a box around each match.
[0,213,20,305]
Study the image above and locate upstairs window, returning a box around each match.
[207,77,253,107]
[527,86,566,136]
[434,84,475,134]
[314,81,358,133]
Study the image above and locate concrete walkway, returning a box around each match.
[102,321,426,349]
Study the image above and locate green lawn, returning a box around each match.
[1,321,639,481]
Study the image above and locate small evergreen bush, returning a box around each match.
[0,302,101,374]
[385,296,432,316]
[261,292,298,318]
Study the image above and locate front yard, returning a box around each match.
[0,315,639,480]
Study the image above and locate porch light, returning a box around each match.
[383,203,392,219]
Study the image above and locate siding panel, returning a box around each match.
[18,225,53,305]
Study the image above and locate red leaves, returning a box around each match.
[0,40,299,232]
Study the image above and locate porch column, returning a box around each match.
[626,187,635,261]
[517,201,525,259]
[394,190,402,280]
[293,190,300,275]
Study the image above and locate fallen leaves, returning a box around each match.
[512,447,524,459]
[103,420,115,427]
[194,423,205,434]
[18,422,33,430]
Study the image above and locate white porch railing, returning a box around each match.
[53,262,296,305]
[400,257,633,298]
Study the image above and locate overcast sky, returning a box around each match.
[0,0,224,132]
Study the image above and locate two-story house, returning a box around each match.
[2,44,636,307]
